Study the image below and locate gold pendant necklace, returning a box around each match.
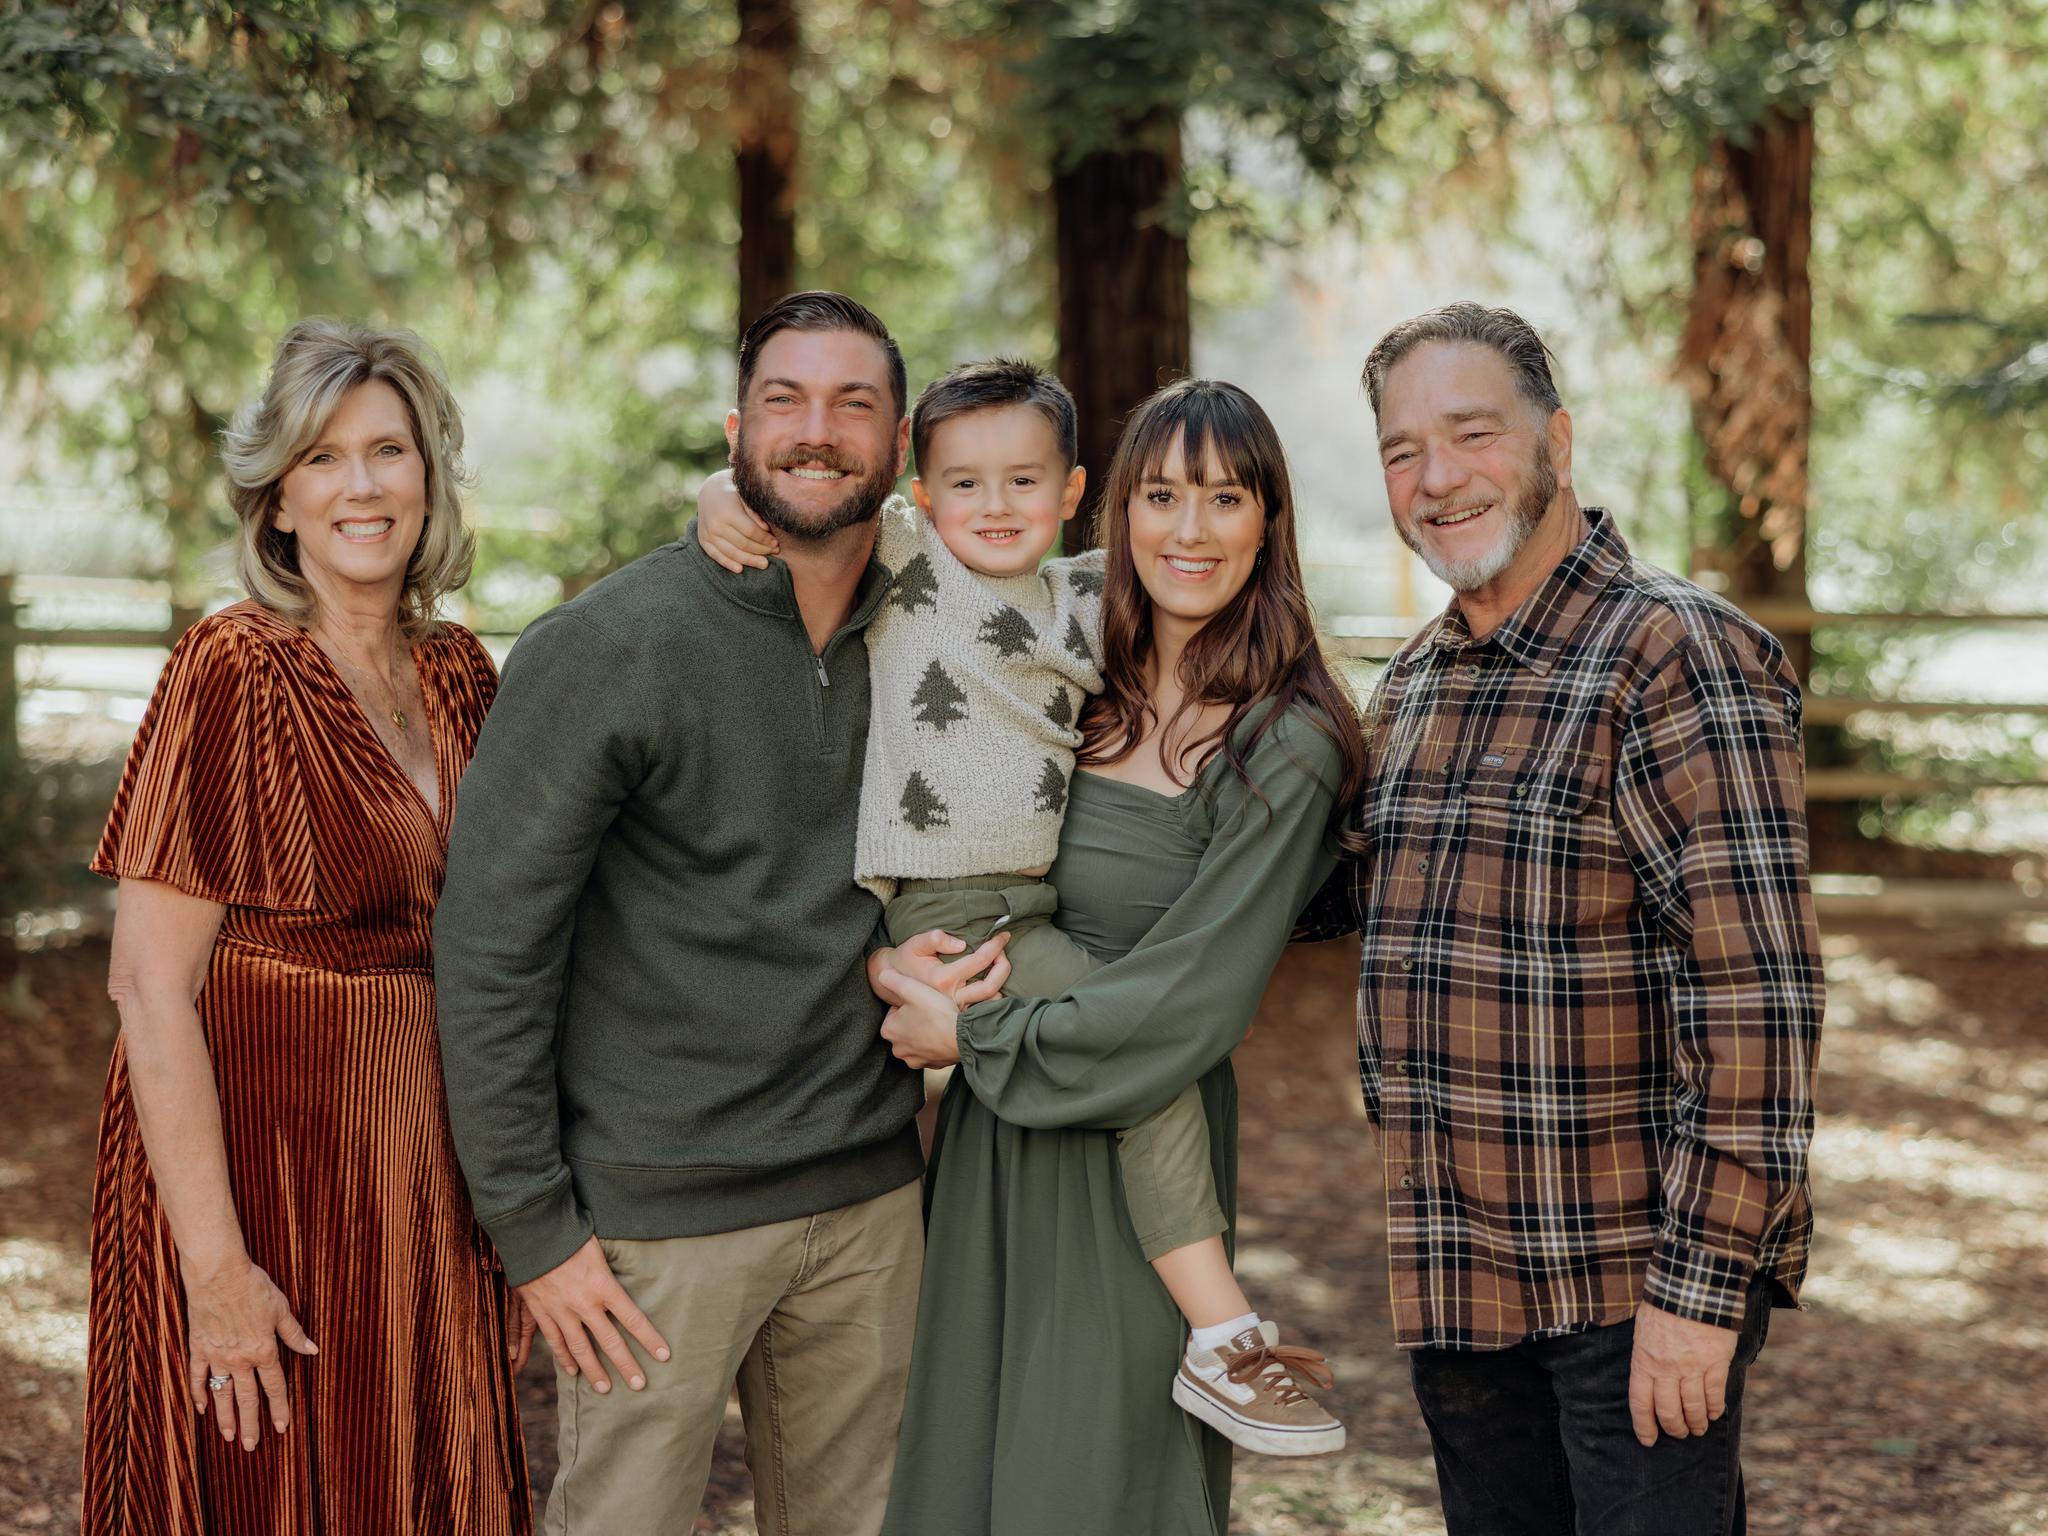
[319,627,410,735]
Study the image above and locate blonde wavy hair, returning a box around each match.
[222,318,476,638]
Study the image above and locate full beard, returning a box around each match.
[1399,446,1558,593]
[731,430,896,542]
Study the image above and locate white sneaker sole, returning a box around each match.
[1172,1374,1347,1458]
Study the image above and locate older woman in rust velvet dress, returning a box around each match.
[84,319,530,1533]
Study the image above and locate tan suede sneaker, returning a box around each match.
[1172,1320,1345,1457]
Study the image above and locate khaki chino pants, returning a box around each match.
[544,1179,924,1536]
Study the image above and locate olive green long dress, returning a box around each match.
[880,708,1344,1536]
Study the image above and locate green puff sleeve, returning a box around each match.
[955,706,1344,1131]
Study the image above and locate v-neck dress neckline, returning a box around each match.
[295,626,453,840]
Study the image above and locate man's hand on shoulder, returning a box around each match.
[696,468,780,572]
[516,1235,672,1395]
[1627,1299,1739,1446]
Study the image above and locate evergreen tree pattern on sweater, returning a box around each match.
[901,771,949,831]
[1063,614,1095,664]
[889,553,940,614]
[978,604,1038,659]
[910,660,970,732]
[856,498,1107,898]
[1031,757,1067,817]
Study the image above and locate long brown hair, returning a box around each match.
[1077,378,1366,846]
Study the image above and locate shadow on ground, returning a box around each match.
[3,917,2044,1534]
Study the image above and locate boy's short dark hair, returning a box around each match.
[911,357,1079,478]
[737,291,907,419]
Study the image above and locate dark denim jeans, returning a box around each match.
[1408,1286,1774,1536]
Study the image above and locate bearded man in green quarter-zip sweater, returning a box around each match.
[435,292,1002,1536]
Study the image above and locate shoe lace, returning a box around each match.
[1224,1342,1335,1406]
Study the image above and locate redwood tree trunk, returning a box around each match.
[734,0,799,336]
[1054,112,1191,551]
[1677,93,1815,682]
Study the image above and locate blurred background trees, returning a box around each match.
[2,0,2045,901]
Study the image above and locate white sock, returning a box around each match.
[1190,1313,1260,1354]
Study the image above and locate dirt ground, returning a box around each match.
[3,913,2045,1535]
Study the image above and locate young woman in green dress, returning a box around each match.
[869,378,1369,1536]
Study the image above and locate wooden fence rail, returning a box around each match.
[6,578,2046,805]
[1324,605,2048,802]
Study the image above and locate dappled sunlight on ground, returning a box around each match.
[4,914,2045,1534]
[0,1240,89,1377]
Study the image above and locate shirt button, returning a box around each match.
[1398,1173,1416,1190]
[1399,956,1414,972]
[1512,783,1530,799]
[1393,1061,1410,1076]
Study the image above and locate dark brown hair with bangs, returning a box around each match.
[1078,378,1366,847]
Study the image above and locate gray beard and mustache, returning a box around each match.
[730,428,897,542]
[1397,444,1558,592]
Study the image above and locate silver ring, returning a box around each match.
[208,1372,232,1391]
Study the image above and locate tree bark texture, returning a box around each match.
[1677,98,1816,677]
[1054,113,1192,551]
[734,0,799,337]
[0,574,18,767]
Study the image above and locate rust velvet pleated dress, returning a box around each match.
[83,601,530,1535]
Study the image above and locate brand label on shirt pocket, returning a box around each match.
[1456,748,1618,921]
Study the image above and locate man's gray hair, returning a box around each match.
[1361,302,1564,422]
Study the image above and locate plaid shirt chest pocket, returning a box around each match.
[1454,748,1632,927]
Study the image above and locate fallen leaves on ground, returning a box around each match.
[5,916,2045,1535]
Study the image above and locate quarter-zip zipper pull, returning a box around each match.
[814,652,830,688]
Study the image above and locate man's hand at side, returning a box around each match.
[1627,1300,1738,1446]
[517,1236,672,1394]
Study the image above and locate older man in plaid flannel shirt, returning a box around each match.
[1310,304,1824,1536]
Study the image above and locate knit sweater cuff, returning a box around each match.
[482,1170,594,1288]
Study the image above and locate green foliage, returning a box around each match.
[0,1,557,591]
[0,0,1037,612]
[0,742,120,916]
[1556,0,1919,137]
[1531,0,2048,816]
[961,0,1506,245]
[2,0,2042,853]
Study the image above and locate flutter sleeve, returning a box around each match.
[432,623,502,746]
[90,614,317,911]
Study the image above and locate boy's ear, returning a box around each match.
[910,477,934,517]
[1058,464,1086,522]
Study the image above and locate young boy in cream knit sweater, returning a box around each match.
[697,358,1342,1457]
